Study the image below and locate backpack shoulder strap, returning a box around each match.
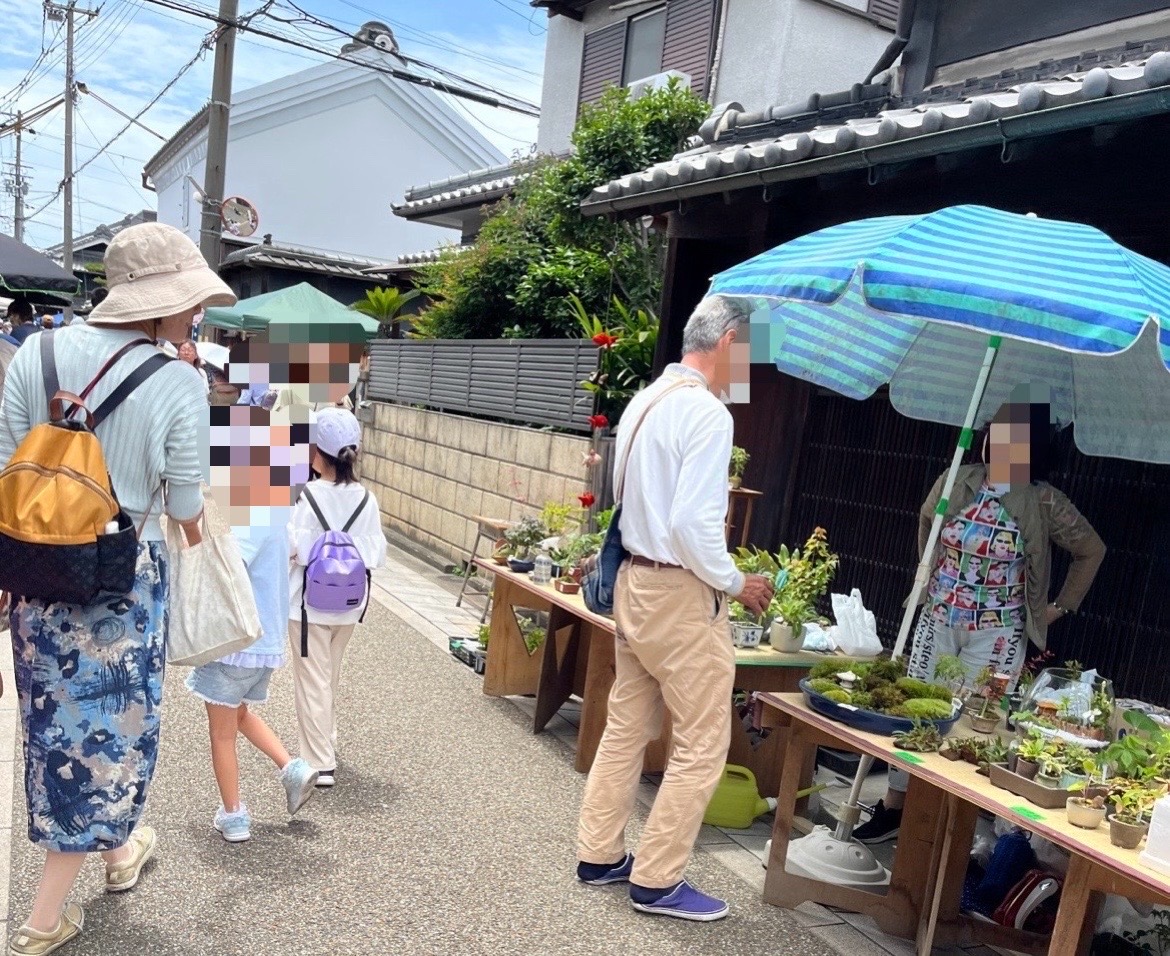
[614,378,701,502]
[91,352,173,428]
[301,486,330,531]
[341,490,371,534]
[39,331,59,407]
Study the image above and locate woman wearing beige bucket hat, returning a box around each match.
[0,222,236,956]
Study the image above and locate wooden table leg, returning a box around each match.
[482,577,545,698]
[534,605,580,734]
[1050,854,1104,956]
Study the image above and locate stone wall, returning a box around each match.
[360,402,592,566]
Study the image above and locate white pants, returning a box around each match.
[288,620,355,773]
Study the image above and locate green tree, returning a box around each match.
[414,81,708,341]
[351,286,420,338]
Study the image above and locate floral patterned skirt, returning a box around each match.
[10,541,168,852]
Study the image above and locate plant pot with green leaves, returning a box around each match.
[1060,744,1093,790]
[504,516,548,573]
[1108,780,1162,849]
[1066,793,1108,830]
[729,446,749,489]
[933,655,968,701]
[1035,754,1066,789]
[892,719,943,753]
[1014,730,1047,780]
[769,595,812,653]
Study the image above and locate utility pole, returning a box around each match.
[199,0,239,269]
[46,0,98,319]
[3,111,30,243]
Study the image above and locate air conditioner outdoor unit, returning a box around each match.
[627,70,692,100]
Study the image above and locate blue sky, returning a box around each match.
[0,0,546,250]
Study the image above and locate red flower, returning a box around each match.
[591,332,619,348]
[588,414,609,430]
[578,492,596,508]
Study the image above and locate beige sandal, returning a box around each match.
[7,903,83,956]
[105,826,158,893]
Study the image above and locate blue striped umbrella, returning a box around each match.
[709,204,1170,658]
[710,204,1170,464]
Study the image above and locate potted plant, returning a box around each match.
[554,575,580,595]
[933,655,968,700]
[504,516,547,573]
[892,719,943,753]
[1066,792,1108,830]
[1060,743,1093,790]
[967,666,1006,734]
[1108,781,1161,849]
[1035,753,1066,788]
[729,446,749,489]
[730,602,764,648]
[1015,731,1047,780]
[770,595,812,653]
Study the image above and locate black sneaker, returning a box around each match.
[852,800,902,844]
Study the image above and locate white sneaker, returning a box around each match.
[214,805,252,843]
[315,770,335,788]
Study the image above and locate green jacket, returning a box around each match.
[915,464,1106,651]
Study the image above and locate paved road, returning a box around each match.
[8,601,836,956]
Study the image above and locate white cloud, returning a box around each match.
[0,0,547,250]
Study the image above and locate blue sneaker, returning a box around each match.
[630,880,730,922]
[281,758,319,815]
[577,853,634,885]
[214,805,252,843]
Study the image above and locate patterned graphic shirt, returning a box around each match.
[928,483,1026,630]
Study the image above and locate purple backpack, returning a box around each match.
[299,487,372,655]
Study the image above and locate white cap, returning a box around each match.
[315,406,361,457]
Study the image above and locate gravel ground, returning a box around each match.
[8,601,837,956]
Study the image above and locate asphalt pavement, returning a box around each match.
[7,598,839,956]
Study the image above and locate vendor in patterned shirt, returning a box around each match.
[854,396,1106,846]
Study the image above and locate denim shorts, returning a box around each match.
[185,661,274,708]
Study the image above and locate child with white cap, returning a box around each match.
[287,407,386,787]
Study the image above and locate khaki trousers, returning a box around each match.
[577,562,734,888]
[287,621,356,772]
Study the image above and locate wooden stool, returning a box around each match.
[725,487,762,549]
[457,515,512,623]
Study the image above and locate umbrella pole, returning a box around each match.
[890,335,1001,660]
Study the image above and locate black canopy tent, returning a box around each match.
[0,233,81,302]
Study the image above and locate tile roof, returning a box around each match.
[583,45,1170,214]
[394,158,531,218]
[219,241,391,280]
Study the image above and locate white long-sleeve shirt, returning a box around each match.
[288,478,387,625]
[615,363,744,597]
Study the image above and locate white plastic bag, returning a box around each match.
[830,588,882,657]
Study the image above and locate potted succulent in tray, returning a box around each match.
[1108,781,1162,849]
[553,575,580,595]
[1036,753,1067,789]
[1015,731,1047,780]
[729,446,749,489]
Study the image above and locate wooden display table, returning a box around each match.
[756,693,1170,956]
[475,560,855,795]
[725,487,763,549]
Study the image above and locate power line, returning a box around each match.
[134,0,540,116]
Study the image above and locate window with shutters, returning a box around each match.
[578,0,719,108]
[622,8,667,85]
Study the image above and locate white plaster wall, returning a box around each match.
[536,3,633,155]
[712,0,893,113]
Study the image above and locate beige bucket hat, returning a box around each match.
[89,222,236,324]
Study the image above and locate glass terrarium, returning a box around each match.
[1015,667,1115,750]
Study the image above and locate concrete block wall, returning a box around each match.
[360,402,592,566]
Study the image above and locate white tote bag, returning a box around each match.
[165,510,262,667]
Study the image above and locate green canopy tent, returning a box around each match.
[201,282,379,338]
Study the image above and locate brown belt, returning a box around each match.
[628,554,683,570]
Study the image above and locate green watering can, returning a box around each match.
[703,765,778,829]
